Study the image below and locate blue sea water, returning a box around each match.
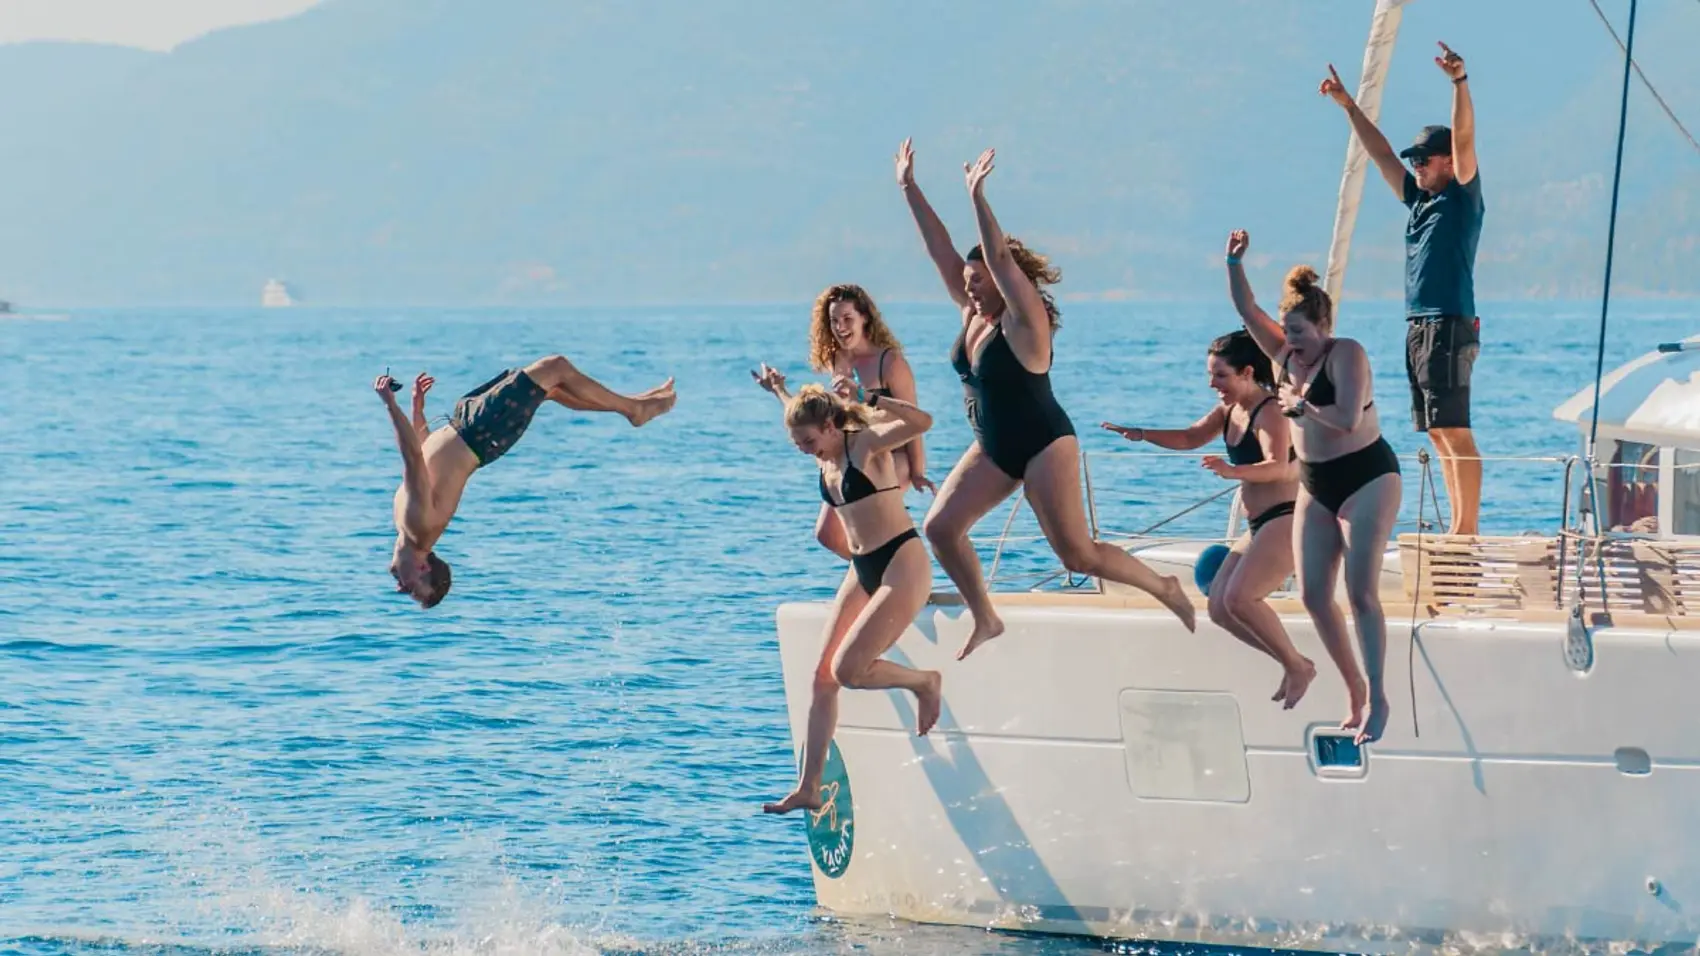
[3,300,1697,955]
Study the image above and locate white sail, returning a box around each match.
[1322,0,1414,314]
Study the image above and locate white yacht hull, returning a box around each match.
[773,593,1700,953]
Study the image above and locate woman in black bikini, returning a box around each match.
[1225,229,1402,745]
[1101,330,1316,708]
[806,283,934,560]
[750,365,943,814]
[897,140,1196,660]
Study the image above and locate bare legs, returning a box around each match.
[1205,520,1315,709]
[1295,492,1364,733]
[1295,472,1401,744]
[765,540,940,814]
[1336,473,1402,743]
[1429,427,1481,536]
[925,437,1197,662]
[523,354,676,426]
[1023,437,1197,635]
[923,444,1019,660]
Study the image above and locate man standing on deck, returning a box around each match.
[1320,42,1484,535]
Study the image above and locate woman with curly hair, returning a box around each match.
[806,283,933,559]
[896,139,1196,660]
[1225,229,1402,745]
[749,365,942,814]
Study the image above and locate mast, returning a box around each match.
[1323,0,1414,313]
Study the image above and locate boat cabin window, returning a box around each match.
[1604,440,1660,532]
[1676,448,1700,536]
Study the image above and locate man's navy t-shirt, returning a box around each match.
[1403,170,1484,319]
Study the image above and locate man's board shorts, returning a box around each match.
[450,368,548,466]
[1405,315,1479,432]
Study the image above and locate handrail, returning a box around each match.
[979,446,1587,595]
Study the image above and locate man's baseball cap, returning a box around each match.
[1399,125,1452,159]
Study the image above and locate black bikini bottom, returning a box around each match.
[851,528,921,595]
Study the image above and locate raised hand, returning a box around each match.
[964,148,995,197]
[1226,229,1250,261]
[374,373,400,402]
[895,137,916,188]
[411,372,434,409]
[1434,42,1465,80]
[1318,63,1354,108]
[751,363,787,396]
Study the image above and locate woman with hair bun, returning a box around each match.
[749,364,943,815]
[1224,229,1402,745]
[1102,329,1314,708]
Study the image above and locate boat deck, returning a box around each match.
[923,531,1700,631]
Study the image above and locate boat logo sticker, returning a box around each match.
[806,739,854,879]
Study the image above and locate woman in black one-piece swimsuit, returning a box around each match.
[895,139,1197,660]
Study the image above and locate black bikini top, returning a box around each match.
[819,430,900,507]
[1280,342,1372,411]
[1223,397,1277,465]
[863,349,894,400]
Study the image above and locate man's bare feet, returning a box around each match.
[626,378,677,427]
[954,609,1005,661]
[1281,659,1317,710]
[915,671,943,736]
[762,786,823,815]
[1355,693,1390,745]
[1157,576,1198,632]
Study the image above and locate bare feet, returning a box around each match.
[914,671,943,736]
[625,378,677,427]
[1156,576,1198,632]
[954,609,1006,661]
[1280,658,1318,711]
[1340,678,1369,733]
[762,786,824,815]
[1272,676,1288,704]
[1355,693,1390,745]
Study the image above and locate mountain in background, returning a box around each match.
[0,0,1695,307]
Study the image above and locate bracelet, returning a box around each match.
[1225,256,1242,266]
[1452,74,1468,84]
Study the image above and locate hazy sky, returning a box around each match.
[0,0,324,51]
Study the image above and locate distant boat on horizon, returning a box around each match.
[261,279,295,308]
[0,298,13,314]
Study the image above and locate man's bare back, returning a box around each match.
[376,354,676,608]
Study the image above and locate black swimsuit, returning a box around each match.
[819,430,921,595]
[950,322,1075,480]
[862,348,894,402]
[1279,344,1401,514]
[1222,396,1297,535]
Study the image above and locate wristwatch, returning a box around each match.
[1284,398,1308,419]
